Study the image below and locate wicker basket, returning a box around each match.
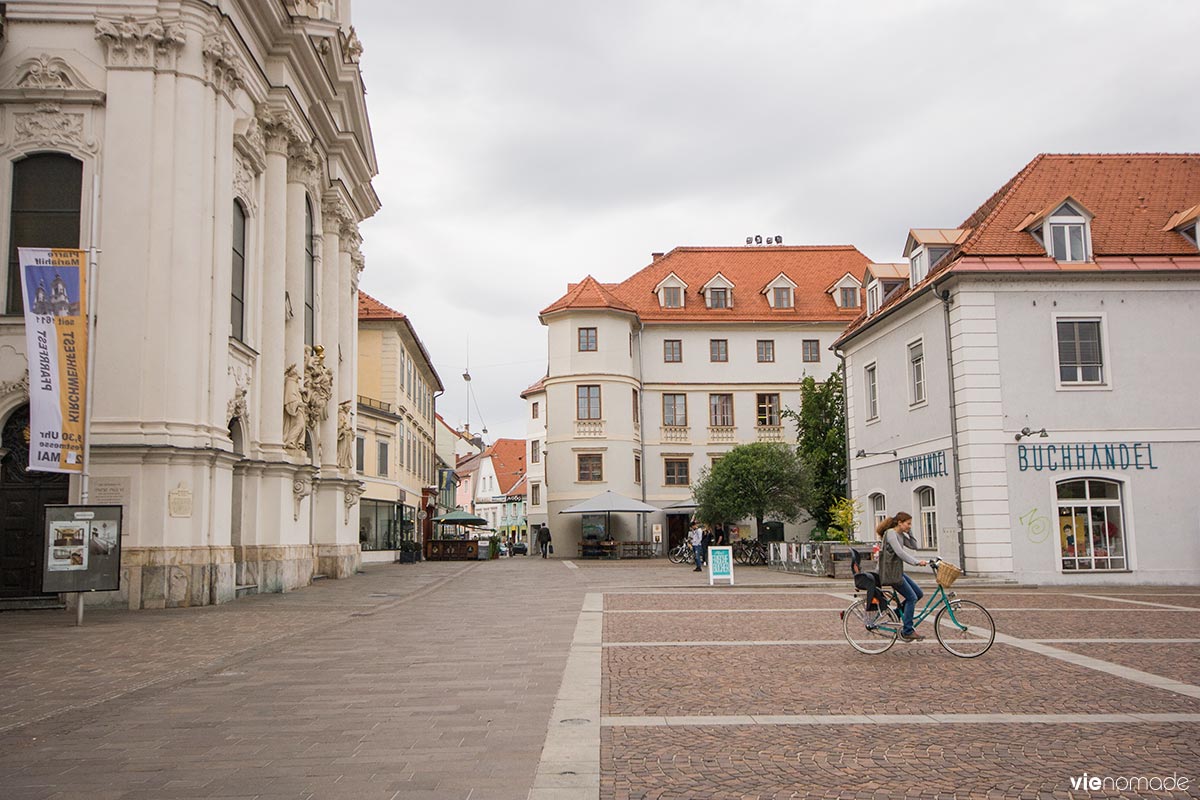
[936,561,964,588]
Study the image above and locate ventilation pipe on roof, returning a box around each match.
[651,252,664,261]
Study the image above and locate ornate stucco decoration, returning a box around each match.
[13,103,98,153]
[284,0,338,21]
[287,138,323,198]
[233,151,258,215]
[292,475,313,521]
[283,363,307,450]
[227,366,250,426]
[256,106,305,157]
[202,31,245,97]
[303,345,334,425]
[0,369,30,400]
[344,482,365,525]
[234,116,266,172]
[336,400,354,471]
[15,54,90,91]
[322,194,355,239]
[95,16,186,70]
[343,27,364,64]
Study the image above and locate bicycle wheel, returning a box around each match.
[843,599,899,654]
[668,546,685,564]
[934,600,995,658]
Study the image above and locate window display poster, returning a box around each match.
[43,505,123,593]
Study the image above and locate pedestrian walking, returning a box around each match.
[876,512,928,642]
[713,524,727,547]
[700,525,712,566]
[689,522,705,572]
[537,525,552,558]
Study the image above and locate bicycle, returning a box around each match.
[668,541,695,565]
[734,539,767,566]
[840,551,995,658]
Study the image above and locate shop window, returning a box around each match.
[916,486,937,549]
[1057,479,1126,572]
[359,499,399,551]
[7,153,83,314]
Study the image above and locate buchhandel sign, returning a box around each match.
[1017,442,1159,472]
[18,248,89,473]
[899,450,949,483]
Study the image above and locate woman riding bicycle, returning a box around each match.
[876,512,928,642]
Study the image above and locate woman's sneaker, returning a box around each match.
[900,631,926,642]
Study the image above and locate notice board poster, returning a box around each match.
[43,505,122,593]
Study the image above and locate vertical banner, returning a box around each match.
[18,248,88,473]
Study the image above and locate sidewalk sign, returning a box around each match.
[42,505,122,626]
[708,545,734,586]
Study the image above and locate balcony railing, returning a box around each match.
[756,425,785,442]
[708,426,736,443]
[575,419,605,438]
[358,394,392,414]
[660,425,690,443]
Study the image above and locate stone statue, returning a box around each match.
[282,363,306,450]
[304,345,334,424]
[337,400,354,470]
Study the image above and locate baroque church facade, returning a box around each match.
[0,0,379,607]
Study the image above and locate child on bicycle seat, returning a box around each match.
[876,512,928,642]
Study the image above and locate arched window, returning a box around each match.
[304,197,315,347]
[231,200,246,341]
[1057,479,1125,572]
[869,492,887,532]
[7,153,83,314]
[916,486,937,549]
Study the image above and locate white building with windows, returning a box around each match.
[521,377,548,533]
[355,293,443,561]
[0,1,378,606]
[532,245,871,556]
[835,153,1200,585]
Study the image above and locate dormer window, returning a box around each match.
[654,272,688,308]
[708,287,728,308]
[1182,223,1198,247]
[867,281,882,315]
[763,273,798,309]
[772,287,791,308]
[909,248,927,286]
[1048,203,1087,262]
[840,287,860,308]
[701,272,735,309]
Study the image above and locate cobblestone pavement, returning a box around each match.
[4,561,1200,799]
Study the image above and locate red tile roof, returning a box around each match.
[483,438,526,495]
[836,153,1200,347]
[541,246,872,323]
[520,375,547,399]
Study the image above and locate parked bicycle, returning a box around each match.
[841,550,995,658]
[733,539,768,566]
[668,541,695,565]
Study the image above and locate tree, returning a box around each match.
[784,370,847,531]
[692,442,809,538]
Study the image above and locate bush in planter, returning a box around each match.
[396,539,421,563]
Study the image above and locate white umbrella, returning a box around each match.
[558,490,661,515]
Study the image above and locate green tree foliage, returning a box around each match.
[827,496,861,542]
[783,370,847,531]
[692,442,809,538]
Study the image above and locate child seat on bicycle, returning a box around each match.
[849,549,889,613]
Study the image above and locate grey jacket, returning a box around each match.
[884,529,922,566]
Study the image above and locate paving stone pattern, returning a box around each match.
[1053,642,1200,686]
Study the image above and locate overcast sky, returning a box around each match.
[353,0,1200,443]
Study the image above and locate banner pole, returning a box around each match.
[81,176,100,504]
[76,592,84,626]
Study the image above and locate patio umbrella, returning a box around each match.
[663,496,699,513]
[558,490,661,542]
[433,510,488,526]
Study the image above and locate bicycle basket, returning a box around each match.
[936,561,963,588]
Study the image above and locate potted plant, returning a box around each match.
[396,539,421,564]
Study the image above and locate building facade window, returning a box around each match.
[909,340,925,404]
[632,388,639,423]
[376,438,390,477]
[870,492,887,530]
[865,363,878,420]
[577,453,603,482]
[867,282,882,315]
[578,327,597,351]
[634,454,642,483]
[662,393,687,426]
[664,458,690,486]
[577,385,601,419]
[664,339,682,362]
[531,483,540,506]
[304,197,315,347]
[1056,318,1104,384]
[1057,479,1126,571]
[802,339,820,362]
[532,401,539,419]
[773,286,793,308]
[840,286,860,307]
[356,435,365,473]
[1048,204,1088,262]
[757,340,775,362]
[756,393,780,426]
[231,200,247,341]
[662,286,682,308]
[709,393,734,427]
[7,153,83,315]
[359,499,399,551]
[708,287,729,308]
[916,486,937,549]
[531,440,540,463]
[710,339,728,362]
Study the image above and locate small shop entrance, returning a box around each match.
[666,513,689,552]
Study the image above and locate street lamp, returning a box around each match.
[1014,427,1049,442]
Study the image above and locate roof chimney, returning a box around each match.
[651,252,664,261]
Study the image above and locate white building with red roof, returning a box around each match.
[532,244,871,556]
[835,153,1200,585]
[472,438,527,543]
